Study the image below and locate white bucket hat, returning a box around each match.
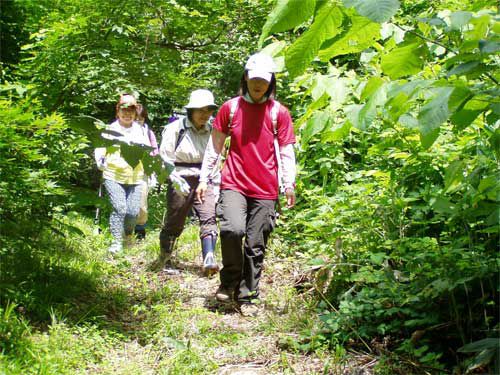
[184,89,217,109]
[245,53,277,82]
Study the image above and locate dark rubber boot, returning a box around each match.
[201,234,219,276]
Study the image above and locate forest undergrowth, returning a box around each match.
[0,211,377,375]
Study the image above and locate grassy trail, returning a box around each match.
[1,215,372,374]
[93,225,338,374]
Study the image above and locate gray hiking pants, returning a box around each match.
[216,189,276,302]
[104,179,142,242]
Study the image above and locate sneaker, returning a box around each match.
[239,303,260,317]
[215,285,233,302]
[108,241,122,254]
[135,228,146,241]
[162,260,180,275]
[157,253,181,275]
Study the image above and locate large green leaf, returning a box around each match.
[381,38,428,79]
[431,196,457,215]
[479,39,500,54]
[301,110,330,145]
[285,3,343,78]
[344,104,363,129]
[356,85,386,130]
[398,114,418,129]
[449,11,472,31]
[458,338,500,353]
[360,77,384,102]
[318,13,380,61]
[447,61,490,78]
[444,160,464,193]
[322,119,352,142]
[450,96,490,129]
[296,92,330,127]
[69,115,105,133]
[120,143,147,169]
[465,14,491,41]
[259,0,316,47]
[417,87,454,149]
[343,0,400,23]
[384,92,411,121]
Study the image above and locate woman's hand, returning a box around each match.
[196,181,208,203]
[285,188,296,208]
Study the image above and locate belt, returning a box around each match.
[174,162,202,168]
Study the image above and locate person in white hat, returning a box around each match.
[94,94,150,254]
[196,53,297,313]
[157,89,220,275]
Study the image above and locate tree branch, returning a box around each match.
[394,24,458,54]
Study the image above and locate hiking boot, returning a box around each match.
[215,285,233,302]
[151,235,177,272]
[151,250,171,271]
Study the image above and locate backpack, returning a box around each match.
[227,97,284,193]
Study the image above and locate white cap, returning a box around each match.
[184,89,217,109]
[118,94,138,109]
[245,53,277,82]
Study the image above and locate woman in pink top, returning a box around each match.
[197,53,297,311]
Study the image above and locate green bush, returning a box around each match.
[0,92,87,236]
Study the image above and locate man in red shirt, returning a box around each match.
[197,53,297,314]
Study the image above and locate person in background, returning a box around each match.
[94,94,150,254]
[157,89,220,275]
[196,53,297,314]
[134,104,159,240]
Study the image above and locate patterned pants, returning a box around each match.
[104,179,142,242]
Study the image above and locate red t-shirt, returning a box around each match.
[213,97,296,199]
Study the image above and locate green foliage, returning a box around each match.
[458,338,500,374]
[285,3,343,79]
[12,0,271,126]
[0,212,318,373]
[318,12,380,61]
[0,302,31,356]
[264,0,499,371]
[343,0,401,23]
[259,0,316,47]
[0,91,87,235]
[380,36,428,79]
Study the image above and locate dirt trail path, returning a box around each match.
[97,230,374,374]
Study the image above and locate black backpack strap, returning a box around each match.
[175,117,187,151]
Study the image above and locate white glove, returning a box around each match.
[97,157,106,171]
[169,171,190,196]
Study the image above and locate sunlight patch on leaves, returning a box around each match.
[343,0,400,23]
[318,13,380,61]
